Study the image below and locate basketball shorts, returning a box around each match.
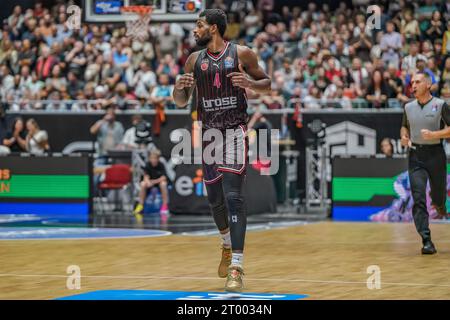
[202,124,248,184]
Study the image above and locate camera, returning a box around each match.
[135,120,153,146]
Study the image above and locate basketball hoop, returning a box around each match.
[120,5,153,42]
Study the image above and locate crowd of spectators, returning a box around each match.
[0,0,449,111]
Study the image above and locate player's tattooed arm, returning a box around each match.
[173,52,198,108]
[228,46,271,95]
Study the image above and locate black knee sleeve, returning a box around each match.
[206,182,229,231]
[211,202,228,231]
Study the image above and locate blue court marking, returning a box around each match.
[0,203,89,223]
[57,290,308,300]
[0,227,171,240]
[332,206,384,221]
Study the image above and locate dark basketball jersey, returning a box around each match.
[193,41,248,130]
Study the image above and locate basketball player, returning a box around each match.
[172,9,271,292]
[400,72,450,254]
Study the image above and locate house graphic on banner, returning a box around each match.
[325,121,376,156]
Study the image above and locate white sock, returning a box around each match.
[231,253,243,268]
[220,231,231,248]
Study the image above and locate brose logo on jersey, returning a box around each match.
[202,96,238,111]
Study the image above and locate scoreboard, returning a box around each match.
[0,155,92,224]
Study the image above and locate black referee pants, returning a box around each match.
[408,144,447,243]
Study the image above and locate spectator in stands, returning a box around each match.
[132,61,157,101]
[441,57,450,96]
[8,5,24,29]
[25,118,49,154]
[91,84,112,110]
[428,57,441,84]
[2,117,27,153]
[385,63,409,104]
[425,10,444,43]
[103,53,122,90]
[150,74,174,109]
[443,20,450,55]
[380,21,402,68]
[261,88,284,109]
[224,13,241,40]
[349,57,369,96]
[112,41,131,71]
[230,0,254,21]
[33,2,44,19]
[19,65,32,89]
[111,82,134,110]
[89,106,124,159]
[155,54,179,84]
[243,8,262,43]
[66,71,83,99]
[45,64,66,93]
[35,45,58,80]
[46,90,67,111]
[211,0,228,12]
[84,54,102,83]
[351,21,373,63]
[325,56,343,82]
[65,41,87,78]
[401,9,420,41]
[0,38,15,67]
[303,86,322,109]
[365,69,392,108]
[332,37,351,69]
[156,23,181,61]
[421,39,435,59]
[26,72,45,102]
[21,17,38,43]
[380,138,394,157]
[17,39,35,68]
[402,40,427,76]
[433,39,445,69]
[134,148,169,216]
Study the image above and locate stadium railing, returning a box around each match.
[4,98,450,113]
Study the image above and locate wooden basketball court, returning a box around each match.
[1,222,449,299]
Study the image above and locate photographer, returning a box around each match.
[89,106,124,162]
[120,114,155,150]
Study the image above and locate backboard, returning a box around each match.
[82,0,206,23]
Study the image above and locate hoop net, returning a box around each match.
[121,6,153,42]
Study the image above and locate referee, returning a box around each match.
[400,72,450,255]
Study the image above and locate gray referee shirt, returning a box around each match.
[402,97,450,145]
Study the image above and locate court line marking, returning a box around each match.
[0,273,449,288]
[180,221,309,236]
[0,228,173,241]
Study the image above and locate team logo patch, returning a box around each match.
[224,56,234,68]
[431,105,438,112]
[201,59,209,71]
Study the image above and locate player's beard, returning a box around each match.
[195,31,212,47]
